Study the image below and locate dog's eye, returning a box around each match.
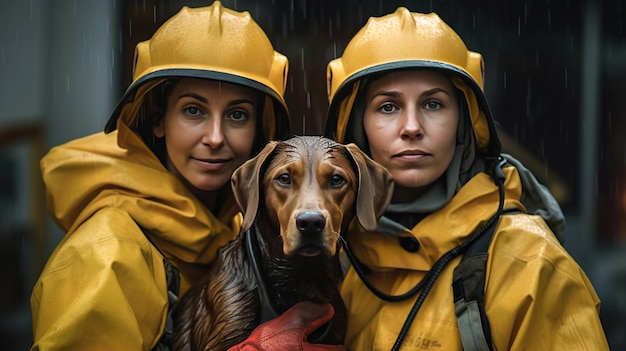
[276,173,291,185]
[330,174,346,187]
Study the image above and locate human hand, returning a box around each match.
[227,301,345,351]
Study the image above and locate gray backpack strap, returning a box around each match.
[453,252,492,351]
[452,209,520,351]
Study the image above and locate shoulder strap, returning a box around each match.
[452,209,520,351]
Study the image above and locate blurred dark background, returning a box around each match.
[1,0,624,349]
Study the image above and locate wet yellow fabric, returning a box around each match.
[341,168,609,350]
[31,123,241,350]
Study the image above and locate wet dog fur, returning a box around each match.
[172,136,393,351]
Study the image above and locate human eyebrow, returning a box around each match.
[177,93,208,103]
[422,88,451,97]
[368,91,401,104]
[176,94,254,107]
[227,98,256,107]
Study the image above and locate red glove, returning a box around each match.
[228,301,346,351]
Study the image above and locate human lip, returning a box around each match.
[393,149,431,159]
[392,150,432,162]
[192,156,231,171]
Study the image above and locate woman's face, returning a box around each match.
[363,70,459,190]
[154,78,258,192]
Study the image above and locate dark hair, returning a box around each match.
[135,79,179,164]
[250,95,268,157]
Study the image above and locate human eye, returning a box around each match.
[226,109,249,123]
[183,105,204,118]
[379,103,398,114]
[424,100,442,111]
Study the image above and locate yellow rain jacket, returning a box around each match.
[31,121,242,351]
[340,166,609,350]
[31,4,291,350]
[324,8,609,350]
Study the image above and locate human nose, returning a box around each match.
[401,107,423,139]
[201,116,225,148]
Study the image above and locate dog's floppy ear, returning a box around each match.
[232,141,279,232]
[344,143,394,231]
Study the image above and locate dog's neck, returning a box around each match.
[245,221,343,315]
[245,222,346,345]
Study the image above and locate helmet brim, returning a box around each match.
[104,68,290,138]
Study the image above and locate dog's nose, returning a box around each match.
[296,211,326,235]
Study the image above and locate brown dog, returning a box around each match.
[172,136,393,351]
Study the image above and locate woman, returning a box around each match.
[30,3,293,350]
[325,7,609,350]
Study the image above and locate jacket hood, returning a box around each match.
[41,122,239,264]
